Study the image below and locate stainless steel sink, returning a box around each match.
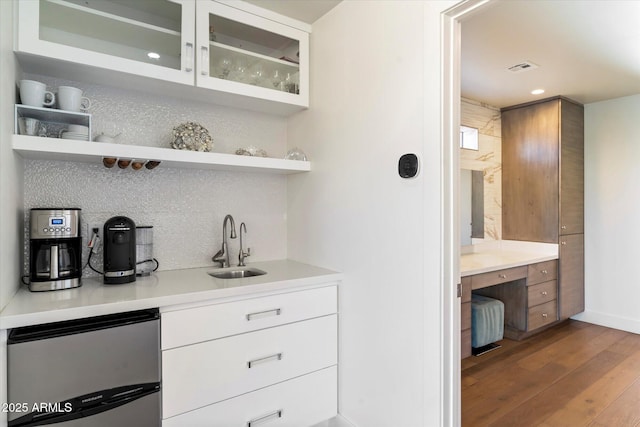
[207,268,267,279]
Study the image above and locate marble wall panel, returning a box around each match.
[460,97,502,240]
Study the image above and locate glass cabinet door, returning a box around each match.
[17,0,195,85]
[195,2,309,108]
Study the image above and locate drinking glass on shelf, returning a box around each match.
[230,58,249,84]
[271,69,284,91]
[249,63,265,86]
[284,72,299,94]
[217,57,232,79]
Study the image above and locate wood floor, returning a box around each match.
[462,320,640,426]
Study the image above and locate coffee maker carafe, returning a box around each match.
[29,208,82,292]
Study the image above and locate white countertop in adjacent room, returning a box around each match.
[460,240,559,277]
[0,260,342,329]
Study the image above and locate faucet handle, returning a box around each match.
[238,247,250,267]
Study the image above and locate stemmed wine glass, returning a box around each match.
[217,57,232,79]
[271,69,284,91]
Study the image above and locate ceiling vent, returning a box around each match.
[507,61,539,73]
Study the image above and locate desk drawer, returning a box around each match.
[162,286,337,349]
[471,266,527,290]
[162,315,337,419]
[528,300,557,331]
[528,280,557,307]
[163,367,337,427]
[527,260,558,286]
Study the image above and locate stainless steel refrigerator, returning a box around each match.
[7,309,161,426]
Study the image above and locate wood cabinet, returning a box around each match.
[461,259,559,357]
[501,97,584,319]
[460,277,472,359]
[15,0,309,115]
[161,285,338,426]
[559,234,585,318]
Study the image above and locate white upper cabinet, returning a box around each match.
[195,1,309,110]
[15,0,310,115]
[16,0,196,85]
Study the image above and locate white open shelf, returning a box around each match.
[12,135,310,174]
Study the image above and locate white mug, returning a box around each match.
[57,86,92,112]
[19,80,55,107]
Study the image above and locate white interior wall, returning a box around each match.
[573,94,640,333]
[0,0,23,312]
[287,1,455,425]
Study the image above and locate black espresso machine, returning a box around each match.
[103,216,137,284]
[29,208,82,291]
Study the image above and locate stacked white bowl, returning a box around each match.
[60,124,89,141]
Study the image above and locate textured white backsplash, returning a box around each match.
[22,73,289,277]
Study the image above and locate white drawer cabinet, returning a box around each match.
[161,286,337,349]
[161,285,338,425]
[163,314,337,418]
[162,366,337,427]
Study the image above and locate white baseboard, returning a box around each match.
[572,310,640,334]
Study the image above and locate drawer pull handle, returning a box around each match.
[541,291,548,296]
[246,308,282,321]
[498,274,507,279]
[542,313,548,318]
[541,269,548,274]
[561,241,567,245]
[247,353,283,369]
[247,409,283,427]
[561,225,567,230]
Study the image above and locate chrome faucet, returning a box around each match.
[212,214,237,268]
[238,222,250,267]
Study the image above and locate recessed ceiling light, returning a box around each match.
[147,52,160,59]
[531,89,545,95]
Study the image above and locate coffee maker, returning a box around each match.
[29,208,82,292]
[103,216,136,284]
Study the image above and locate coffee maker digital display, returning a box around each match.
[29,208,82,292]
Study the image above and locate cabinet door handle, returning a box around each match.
[247,409,283,427]
[201,46,209,76]
[561,225,567,230]
[541,291,548,296]
[185,42,193,72]
[246,308,282,321]
[561,241,567,245]
[247,352,283,369]
[542,313,548,318]
[498,274,507,279]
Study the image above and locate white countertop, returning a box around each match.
[461,240,558,277]
[0,260,342,329]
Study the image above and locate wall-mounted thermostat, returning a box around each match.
[398,153,419,178]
